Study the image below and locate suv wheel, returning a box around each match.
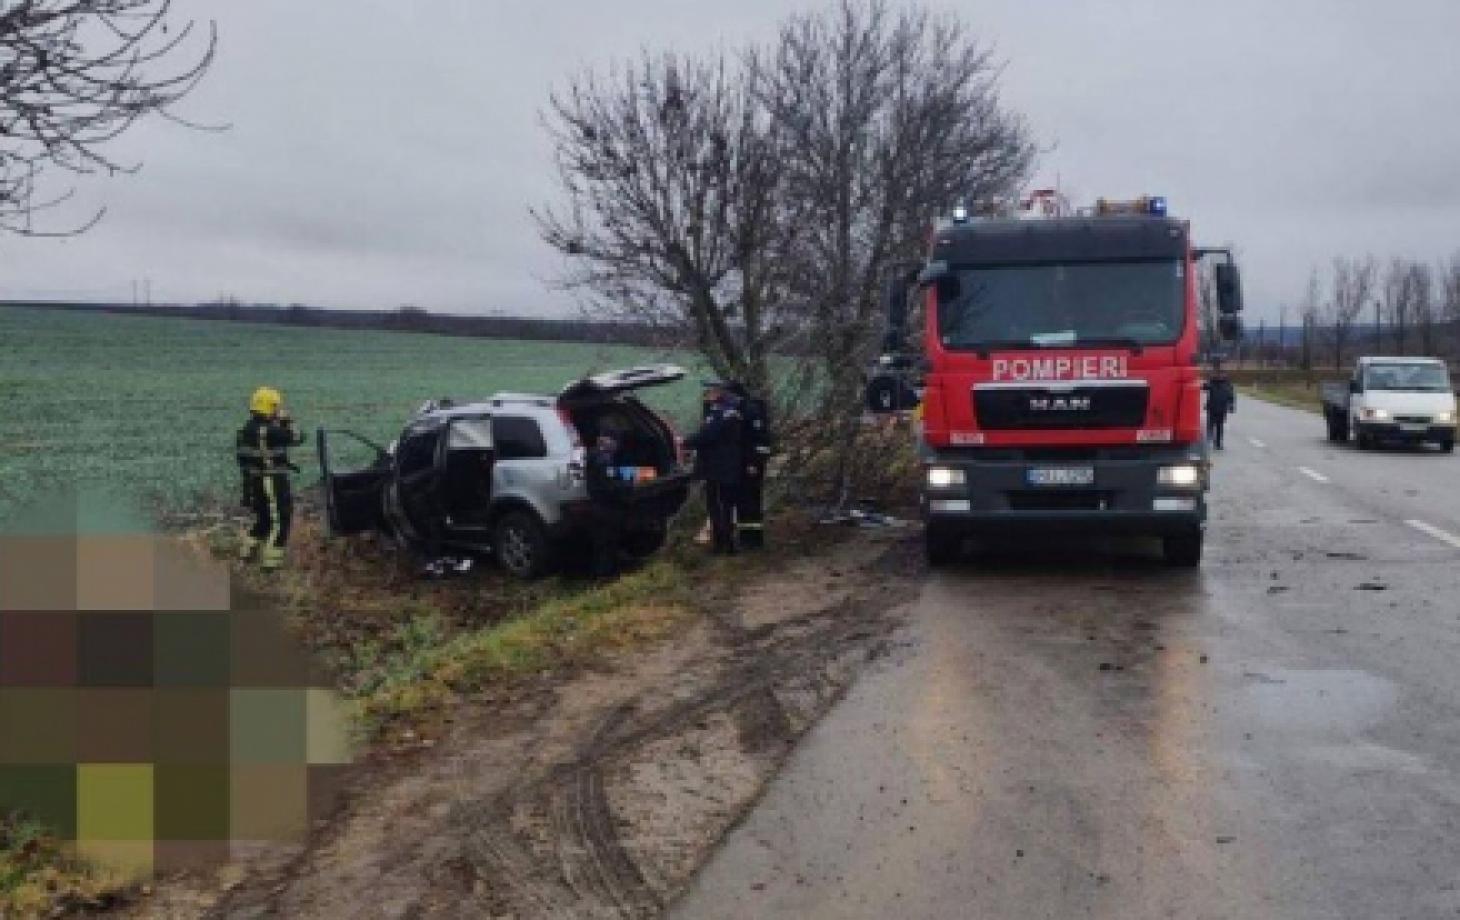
[925,527,960,568]
[621,525,668,560]
[1441,439,1455,454]
[494,511,553,579]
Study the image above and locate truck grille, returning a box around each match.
[974,384,1149,430]
[1007,490,1113,511]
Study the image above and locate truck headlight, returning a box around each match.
[1359,407,1390,422]
[1157,464,1202,488]
[926,467,965,488]
[1436,410,1457,425]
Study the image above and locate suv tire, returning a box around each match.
[494,510,553,579]
[622,525,668,560]
[1162,530,1203,568]
[1441,439,1455,454]
[925,527,960,568]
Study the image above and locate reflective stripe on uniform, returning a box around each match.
[258,425,272,472]
[737,522,764,530]
[261,475,282,549]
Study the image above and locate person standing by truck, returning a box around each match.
[236,387,305,571]
[730,381,772,549]
[1203,361,1237,450]
[683,381,744,554]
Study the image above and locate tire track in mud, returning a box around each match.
[452,540,920,919]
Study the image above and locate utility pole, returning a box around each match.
[1374,297,1383,355]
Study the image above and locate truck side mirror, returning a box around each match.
[1349,379,1362,395]
[1217,315,1243,341]
[1215,263,1244,315]
[865,368,921,414]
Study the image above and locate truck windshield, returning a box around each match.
[936,260,1184,350]
[1363,364,1452,392]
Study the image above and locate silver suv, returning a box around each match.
[317,365,692,578]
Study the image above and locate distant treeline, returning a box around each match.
[0,300,676,348]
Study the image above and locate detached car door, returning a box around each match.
[316,429,390,536]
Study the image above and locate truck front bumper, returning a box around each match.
[921,445,1207,537]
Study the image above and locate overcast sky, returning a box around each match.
[4,0,1459,323]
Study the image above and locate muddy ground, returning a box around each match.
[123,527,920,919]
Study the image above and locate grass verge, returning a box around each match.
[1239,382,1321,414]
[0,812,125,916]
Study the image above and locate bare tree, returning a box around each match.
[1300,267,1322,371]
[755,0,1034,497]
[536,53,798,398]
[1197,261,1220,348]
[1327,255,1376,369]
[1381,257,1423,355]
[1409,261,1436,355]
[1441,252,1460,360]
[0,0,217,235]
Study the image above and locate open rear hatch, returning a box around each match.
[559,364,691,513]
[557,364,687,403]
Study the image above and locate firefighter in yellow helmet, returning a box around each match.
[235,387,305,570]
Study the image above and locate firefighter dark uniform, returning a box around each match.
[730,384,772,549]
[585,435,632,576]
[235,387,305,571]
[1202,366,1237,450]
[684,386,744,554]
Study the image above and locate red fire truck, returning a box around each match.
[867,194,1244,567]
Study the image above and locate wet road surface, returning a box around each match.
[672,397,1460,919]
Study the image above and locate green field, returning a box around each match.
[0,306,701,518]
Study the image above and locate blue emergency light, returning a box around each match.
[1148,196,1168,216]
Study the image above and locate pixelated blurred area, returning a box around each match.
[0,491,353,887]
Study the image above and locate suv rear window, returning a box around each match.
[493,416,548,459]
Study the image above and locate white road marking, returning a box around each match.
[1248,437,1267,448]
[1405,519,1460,551]
[1298,467,1329,483]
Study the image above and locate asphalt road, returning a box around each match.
[672,397,1460,920]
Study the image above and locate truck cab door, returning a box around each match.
[316,428,390,536]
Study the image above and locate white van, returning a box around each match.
[1321,357,1457,452]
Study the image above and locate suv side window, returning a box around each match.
[397,429,441,478]
[493,416,548,460]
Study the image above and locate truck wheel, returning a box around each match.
[1356,432,1372,451]
[494,511,554,579]
[925,528,960,568]
[1162,531,1203,568]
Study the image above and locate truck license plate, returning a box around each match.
[1026,467,1095,487]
